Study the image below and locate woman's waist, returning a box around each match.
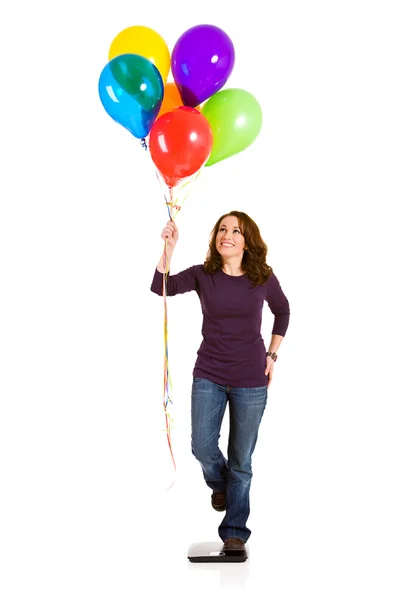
[198,337,265,360]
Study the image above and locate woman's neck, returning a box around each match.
[222,264,244,276]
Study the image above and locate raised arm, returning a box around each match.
[150,266,198,296]
[150,220,198,296]
[156,220,179,274]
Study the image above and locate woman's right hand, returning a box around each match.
[161,220,179,250]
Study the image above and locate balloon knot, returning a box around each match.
[140,138,148,150]
[166,201,181,212]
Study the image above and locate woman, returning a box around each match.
[150,211,290,552]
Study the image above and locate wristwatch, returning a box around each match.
[266,351,278,362]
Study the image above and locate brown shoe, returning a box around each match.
[211,491,226,511]
[223,538,245,552]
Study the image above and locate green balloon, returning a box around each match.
[201,88,263,166]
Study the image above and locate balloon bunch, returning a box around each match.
[98,24,263,189]
[98,24,263,481]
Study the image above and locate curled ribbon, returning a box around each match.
[155,171,203,489]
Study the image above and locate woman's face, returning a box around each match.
[215,216,246,259]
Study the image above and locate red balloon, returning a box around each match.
[149,106,213,188]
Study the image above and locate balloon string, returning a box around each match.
[140,137,148,150]
[162,188,178,487]
[175,169,202,213]
[155,169,202,217]
[163,257,176,482]
[155,172,203,489]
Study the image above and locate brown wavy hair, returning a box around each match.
[204,211,273,287]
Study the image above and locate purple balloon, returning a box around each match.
[172,24,235,107]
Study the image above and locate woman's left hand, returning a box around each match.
[265,355,275,387]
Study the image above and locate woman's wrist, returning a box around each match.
[266,351,278,362]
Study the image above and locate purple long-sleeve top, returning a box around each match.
[150,265,290,387]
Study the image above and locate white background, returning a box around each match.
[1,0,399,597]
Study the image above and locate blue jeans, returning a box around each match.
[191,377,268,543]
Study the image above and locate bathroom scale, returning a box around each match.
[187,541,248,563]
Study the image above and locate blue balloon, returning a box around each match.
[98,54,164,139]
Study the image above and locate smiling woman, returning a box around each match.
[215,216,247,276]
[150,210,290,550]
[205,211,274,287]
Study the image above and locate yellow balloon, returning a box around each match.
[108,26,170,82]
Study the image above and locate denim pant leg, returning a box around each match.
[218,384,268,543]
[191,377,228,493]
